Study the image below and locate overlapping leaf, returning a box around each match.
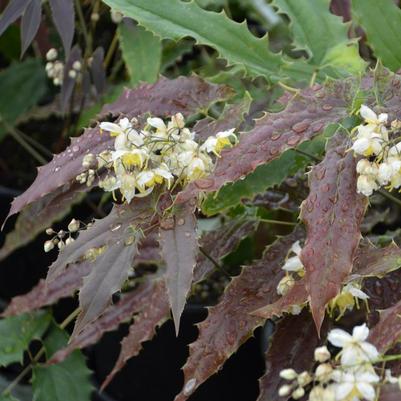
[257,311,323,401]
[174,227,303,401]
[20,0,41,55]
[176,81,350,204]
[4,76,231,223]
[159,202,198,334]
[300,132,367,332]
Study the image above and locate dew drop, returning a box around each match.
[177,218,185,226]
[72,145,80,152]
[54,166,60,172]
[183,378,197,396]
[322,104,333,111]
[111,223,122,232]
[184,232,191,237]
[291,121,309,134]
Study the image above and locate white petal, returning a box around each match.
[100,122,122,134]
[360,105,377,122]
[378,113,388,123]
[290,240,302,256]
[334,382,354,400]
[348,286,369,300]
[359,342,379,361]
[147,117,166,130]
[328,328,352,347]
[282,256,304,272]
[352,138,370,154]
[114,133,128,150]
[340,345,360,366]
[119,117,131,130]
[356,383,376,401]
[353,324,369,341]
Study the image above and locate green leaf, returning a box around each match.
[352,0,401,71]
[32,325,93,401]
[0,394,20,401]
[102,0,313,81]
[202,129,333,215]
[0,59,47,141]
[273,0,365,74]
[118,19,162,86]
[0,311,51,367]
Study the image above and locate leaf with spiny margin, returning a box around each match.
[257,311,323,401]
[176,81,350,204]
[32,325,93,401]
[119,18,162,86]
[101,0,314,82]
[300,132,367,333]
[101,280,170,390]
[368,298,401,353]
[352,0,401,72]
[4,75,231,223]
[73,229,144,336]
[0,59,47,141]
[273,0,365,74]
[159,202,198,334]
[0,185,84,262]
[202,132,330,215]
[174,227,303,401]
[0,311,51,367]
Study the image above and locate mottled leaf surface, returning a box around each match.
[300,133,367,332]
[20,0,41,55]
[5,76,230,221]
[257,312,322,401]
[174,228,303,401]
[159,203,198,334]
[176,82,349,203]
[101,280,169,389]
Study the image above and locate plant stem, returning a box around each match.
[104,30,120,70]
[74,0,92,55]
[294,148,321,162]
[199,246,230,278]
[258,218,297,226]
[2,308,80,396]
[378,189,401,208]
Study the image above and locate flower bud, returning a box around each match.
[46,48,58,61]
[297,371,312,387]
[91,12,100,21]
[279,369,297,381]
[68,69,77,79]
[278,385,292,397]
[314,346,331,363]
[276,275,295,296]
[68,219,80,233]
[58,240,65,250]
[65,237,75,246]
[73,60,82,71]
[44,240,54,252]
[58,230,65,237]
[82,153,96,169]
[315,363,332,382]
[45,228,55,235]
[292,387,305,399]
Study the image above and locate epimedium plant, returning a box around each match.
[3,0,401,401]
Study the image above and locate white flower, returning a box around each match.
[315,363,333,382]
[360,105,388,126]
[112,148,148,168]
[46,48,58,61]
[200,128,237,156]
[276,275,295,296]
[67,219,80,233]
[314,346,331,363]
[186,157,207,180]
[331,369,379,401]
[309,386,335,401]
[100,118,132,137]
[356,159,378,176]
[357,174,379,196]
[328,324,379,366]
[279,368,297,380]
[282,241,304,274]
[351,136,383,157]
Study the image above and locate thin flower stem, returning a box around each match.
[1,308,80,396]
[104,30,119,70]
[17,129,53,158]
[258,218,297,226]
[74,0,92,55]
[199,246,231,278]
[378,188,401,208]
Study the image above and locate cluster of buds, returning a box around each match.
[43,218,80,252]
[351,105,401,196]
[279,324,401,401]
[78,114,237,203]
[276,241,368,318]
[45,48,82,86]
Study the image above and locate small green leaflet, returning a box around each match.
[0,311,51,367]
[32,325,93,401]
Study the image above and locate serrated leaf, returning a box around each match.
[0,311,51,367]
[0,0,30,37]
[0,59,47,141]
[352,0,401,71]
[0,185,84,262]
[257,311,323,401]
[32,325,93,401]
[300,132,367,332]
[174,227,303,401]
[48,0,74,58]
[119,18,162,86]
[102,0,313,81]
[176,81,350,204]
[273,0,364,74]
[159,202,198,334]
[101,280,170,389]
[20,0,41,56]
[5,75,231,223]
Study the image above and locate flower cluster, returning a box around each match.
[351,105,401,196]
[45,48,82,86]
[78,114,237,203]
[44,218,81,252]
[276,241,368,318]
[279,324,400,401]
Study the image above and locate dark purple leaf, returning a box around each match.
[0,0,30,37]
[90,47,106,97]
[20,0,41,55]
[159,201,198,335]
[49,0,74,57]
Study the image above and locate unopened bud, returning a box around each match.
[315,363,332,382]
[278,385,292,397]
[292,387,305,400]
[45,228,55,235]
[46,48,58,61]
[44,240,54,252]
[279,369,297,381]
[314,346,331,363]
[297,371,312,387]
[53,77,61,86]
[68,219,80,233]
[57,230,65,238]
[68,69,77,79]
[82,153,96,169]
[65,237,75,246]
[276,275,295,296]
[57,240,65,250]
[72,60,82,71]
[91,12,100,21]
